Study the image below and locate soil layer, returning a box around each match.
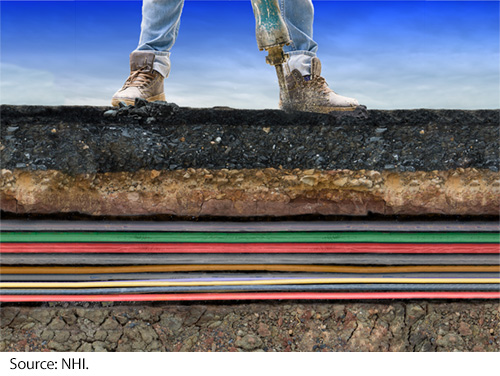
[1,104,498,174]
[1,168,498,216]
[2,104,498,217]
[1,301,499,352]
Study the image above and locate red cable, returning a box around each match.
[1,291,499,302]
[1,243,498,254]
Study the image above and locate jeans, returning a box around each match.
[135,0,318,77]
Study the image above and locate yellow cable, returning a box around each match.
[1,278,499,289]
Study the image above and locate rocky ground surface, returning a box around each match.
[2,104,498,217]
[1,103,498,174]
[1,301,499,352]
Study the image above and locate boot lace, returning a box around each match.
[123,67,156,88]
[310,76,336,95]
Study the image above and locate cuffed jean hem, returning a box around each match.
[134,48,171,78]
[286,51,316,76]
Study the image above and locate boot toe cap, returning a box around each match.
[111,88,142,106]
[328,92,359,107]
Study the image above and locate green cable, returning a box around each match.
[1,231,498,243]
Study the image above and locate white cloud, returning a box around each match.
[2,48,498,110]
[0,63,65,105]
[59,75,121,106]
[166,55,280,109]
[0,53,280,109]
[0,62,121,106]
[317,50,500,110]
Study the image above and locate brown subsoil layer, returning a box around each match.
[1,301,499,352]
[2,168,499,216]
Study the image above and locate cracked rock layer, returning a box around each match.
[1,301,499,352]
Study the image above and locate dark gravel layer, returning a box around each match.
[1,103,498,175]
[1,301,499,352]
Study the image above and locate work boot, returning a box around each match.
[111,51,165,107]
[280,57,359,113]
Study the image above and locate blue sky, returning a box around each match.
[1,0,498,109]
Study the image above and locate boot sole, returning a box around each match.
[282,104,357,113]
[111,93,166,107]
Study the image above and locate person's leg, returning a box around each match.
[111,0,184,106]
[278,0,359,112]
[136,0,185,78]
[279,0,317,76]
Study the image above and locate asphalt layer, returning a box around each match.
[1,102,498,174]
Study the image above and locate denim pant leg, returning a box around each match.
[135,0,185,77]
[134,0,316,77]
[279,0,317,75]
